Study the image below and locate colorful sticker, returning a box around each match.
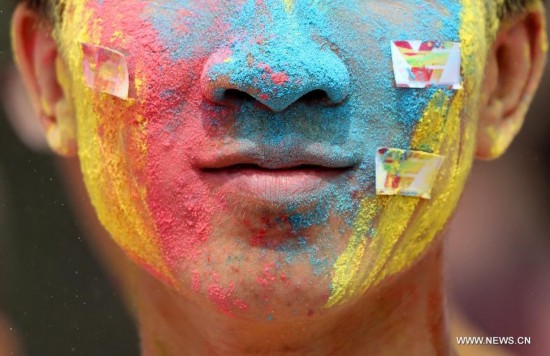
[391,40,462,89]
[375,147,444,199]
[80,43,129,100]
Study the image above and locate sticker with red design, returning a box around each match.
[391,40,461,89]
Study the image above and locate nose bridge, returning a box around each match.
[228,0,304,47]
[201,2,350,112]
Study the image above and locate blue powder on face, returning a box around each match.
[216,0,462,256]
[143,0,463,266]
[275,236,333,276]
[205,6,351,112]
[288,201,330,232]
[146,0,461,160]
[146,1,215,60]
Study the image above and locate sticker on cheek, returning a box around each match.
[375,147,444,199]
[80,43,129,100]
[391,40,462,89]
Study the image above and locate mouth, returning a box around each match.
[200,163,354,201]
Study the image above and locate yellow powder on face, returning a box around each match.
[410,91,450,153]
[325,197,379,307]
[110,30,127,45]
[44,57,78,156]
[283,0,294,14]
[326,90,455,307]
[541,29,549,53]
[54,0,173,285]
[357,197,418,295]
[364,92,460,287]
[326,0,489,307]
[380,90,467,282]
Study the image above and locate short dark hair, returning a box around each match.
[502,0,543,16]
[19,0,545,22]
[19,0,50,17]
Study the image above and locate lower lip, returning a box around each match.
[201,167,350,201]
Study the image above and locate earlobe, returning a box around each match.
[11,4,77,157]
[476,4,547,160]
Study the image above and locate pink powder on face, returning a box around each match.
[256,263,276,288]
[173,9,194,34]
[87,0,230,274]
[204,47,234,70]
[258,62,272,73]
[192,270,201,292]
[207,283,235,315]
[232,299,249,311]
[250,228,267,247]
[271,72,289,85]
[258,62,290,85]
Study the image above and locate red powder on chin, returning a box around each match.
[207,283,236,315]
[256,263,276,287]
[250,228,267,247]
[232,298,249,311]
[192,270,201,292]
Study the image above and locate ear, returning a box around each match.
[11,4,77,157]
[476,3,547,160]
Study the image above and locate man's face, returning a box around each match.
[57,0,487,319]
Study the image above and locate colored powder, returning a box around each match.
[47,0,502,316]
[192,270,201,292]
[207,283,236,314]
[53,0,175,284]
[326,0,490,307]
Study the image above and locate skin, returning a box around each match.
[51,0,478,317]
[10,0,547,354]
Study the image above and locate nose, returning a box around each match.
[201,36,350,112]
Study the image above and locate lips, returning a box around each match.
[197,148,356,201]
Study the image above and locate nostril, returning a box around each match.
[298,89,331,105]
[224,89,256,103]
[209,88,258,106]
[202,42,350,111]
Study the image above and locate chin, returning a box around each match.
[152,210,358,321]
[171,261,340,322]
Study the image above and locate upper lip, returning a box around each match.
[196,145,359,170]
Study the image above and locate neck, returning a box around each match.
[132,241,450,356]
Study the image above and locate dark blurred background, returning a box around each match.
[446,9,550,354]
[0,1,548,355]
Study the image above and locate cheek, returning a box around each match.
[81,1,255,273]
[324,3,471,306]
[70,0,229,275]
[136,48,237,267]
